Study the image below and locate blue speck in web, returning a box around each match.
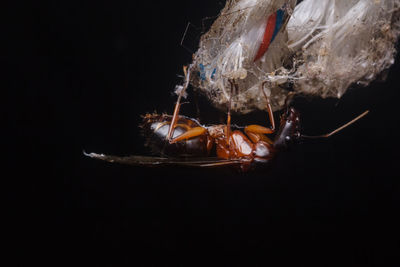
[199,64,206,81]
[211,68,216,80]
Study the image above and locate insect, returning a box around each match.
[85,107,300,171]
[84,85,369,172]
[138,105,301,172]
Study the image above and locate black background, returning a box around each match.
[6,1,400,266]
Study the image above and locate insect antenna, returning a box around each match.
[301,110,370,139]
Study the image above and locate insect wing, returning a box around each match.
[84,152,241,168]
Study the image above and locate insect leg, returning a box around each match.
[245,130,274,145]
[244,81,276,140]
[169,126,207,144]
[167,64,194,142]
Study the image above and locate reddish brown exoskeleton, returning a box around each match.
[85,76,369,171]
[85,103,368,172]
[138,105,301,171]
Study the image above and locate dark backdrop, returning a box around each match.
[6,1,400,266]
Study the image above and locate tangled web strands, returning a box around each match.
[186,0,400,113]
[190,0,297,113]
[288,0,400,99]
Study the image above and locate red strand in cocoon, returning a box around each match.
[254,12,277,62]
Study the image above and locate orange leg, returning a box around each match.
[170,127,207,144]
[154,122,191,132]
[167,64,194,142]
[245,129,274,145]
[224,80,238,158]
[244,81,275,144]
